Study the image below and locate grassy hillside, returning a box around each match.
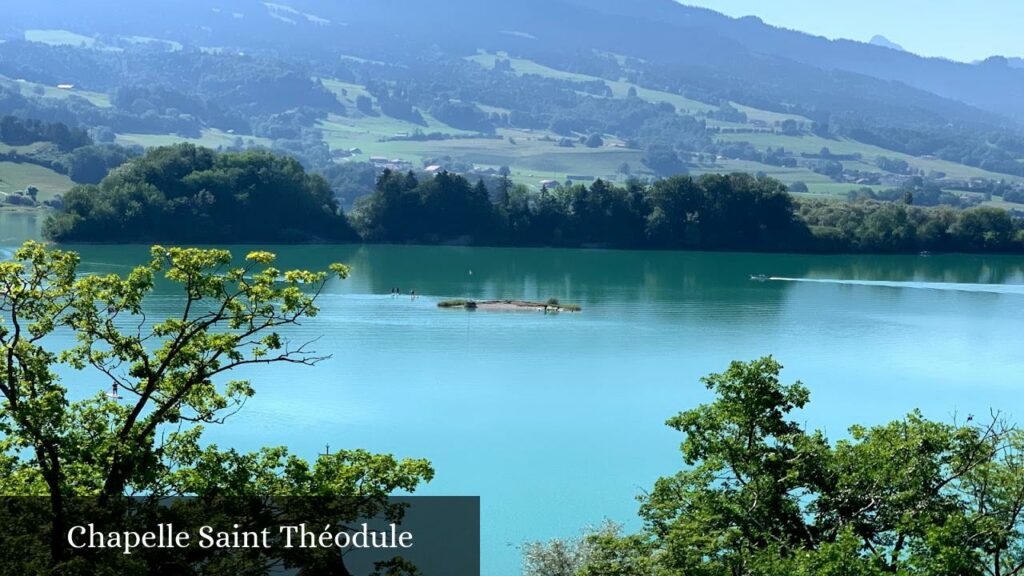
[316,73,642,186]
[716,132,1023,182]
[0,161,74,201]
[115,129,271,149]
[65,50,1020,199]
[466,52,808,123]
[0,74,112,108]
[315,54,1014,195]
[23,29,99,48]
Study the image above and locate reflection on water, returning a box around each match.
[0,210,43,245]
[767,276,1024,295]
[772,253,1024,286]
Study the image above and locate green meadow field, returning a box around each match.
[0,161,74,201]
[115,129,272,149]
[23,29,98,48]
[0,74,112,108]
[715,132,1024,183]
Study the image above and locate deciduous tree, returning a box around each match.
[0,242,433,569]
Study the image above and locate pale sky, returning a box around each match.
[679,1,1023,62]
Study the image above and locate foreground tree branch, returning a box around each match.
[565,357,1024,576]
[0,242,433,569]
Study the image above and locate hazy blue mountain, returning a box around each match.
[869,35,905,52]
[564,0,1024,121]
[3,0,1024,124]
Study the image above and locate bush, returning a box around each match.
[438,300,470,308]
[1002,189,1024,204]
[4,193,36,206]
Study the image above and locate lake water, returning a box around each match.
[3,215,1024,575]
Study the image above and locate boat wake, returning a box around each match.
[765,277,1024,295]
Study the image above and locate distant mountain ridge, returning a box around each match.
[3,0,1024,124]
[573,0,1024,122]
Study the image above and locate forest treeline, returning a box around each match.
[46,144,1024,253]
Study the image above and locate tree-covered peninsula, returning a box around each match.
[45,144,358,243]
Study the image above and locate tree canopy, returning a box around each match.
[544,358,1024,576]
[45,144,358,243]
[0,242,432,572]
[351,170,1024,253]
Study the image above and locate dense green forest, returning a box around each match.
[45,144,356,243]
[47,144,1024,253]
[355,169,1023,252]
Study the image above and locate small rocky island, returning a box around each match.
[438,298,582,313]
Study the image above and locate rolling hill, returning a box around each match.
[2,0,1024,206]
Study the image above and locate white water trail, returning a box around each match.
[766,276,1024,295]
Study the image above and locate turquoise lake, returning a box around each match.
[2,217,1023,574]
